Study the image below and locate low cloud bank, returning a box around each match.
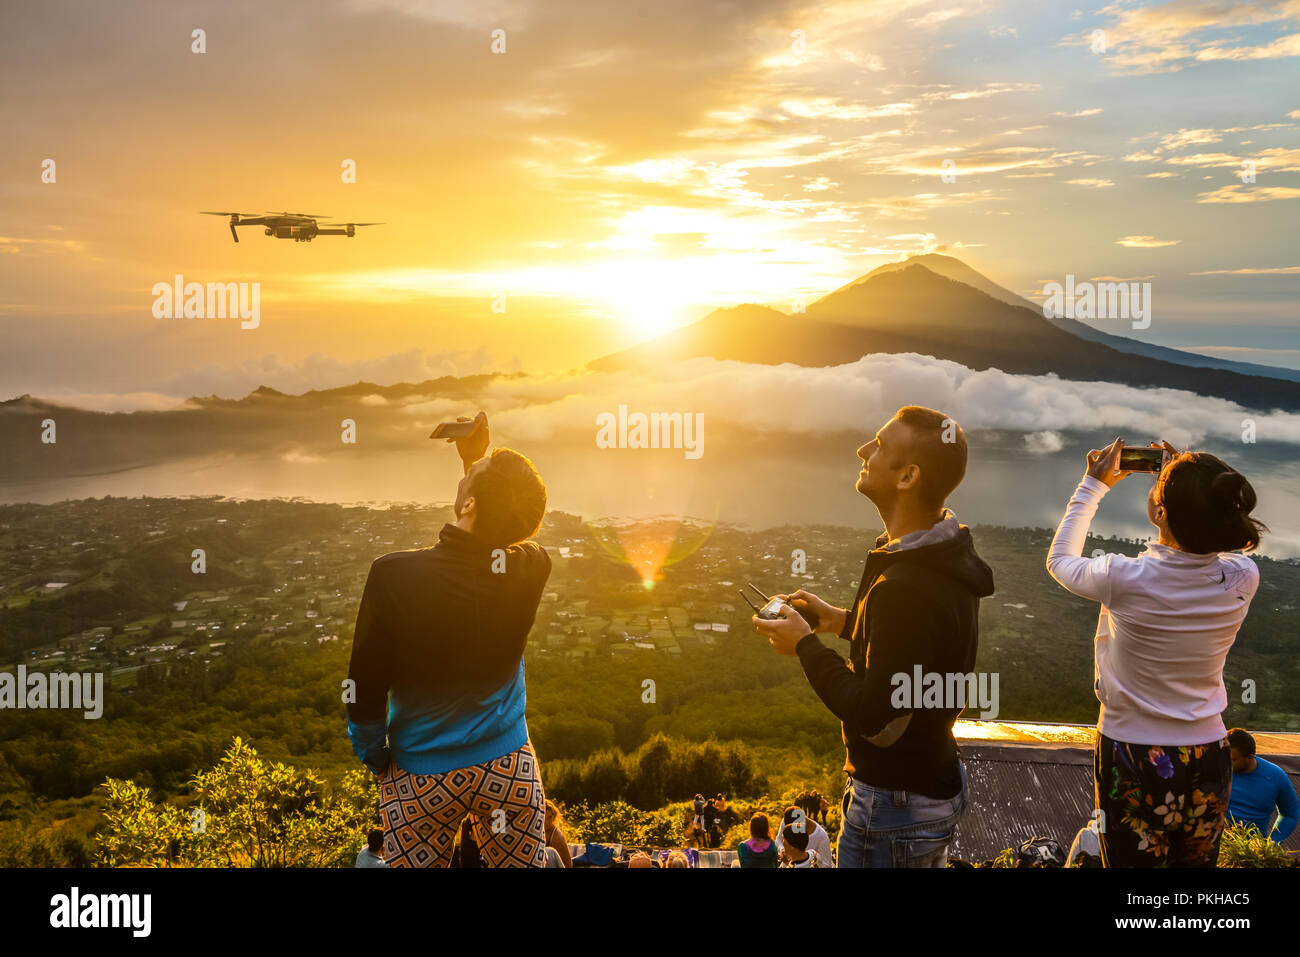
[403,354,1300,450]
[34,351,1300,451]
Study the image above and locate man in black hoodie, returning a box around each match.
[754,406,994,867]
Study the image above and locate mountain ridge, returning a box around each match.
[829,253,1300,383]
[588,259,1300,412]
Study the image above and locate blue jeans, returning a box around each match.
[837,763,968,868]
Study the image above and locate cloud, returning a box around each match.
[1191,265,1300,275]
[1115,235,1180,248]
[859,190,1003,219]
[405,353,1300,449]
[922,82,1041,101]
[911,8,967,28]
[780,98,915,120]
[0,235,89,256]
[1163,146,1300,171]
[63,353,1300,450]
[1159,128,1224,150]
[1197,185,1300,203]
[1066,178,1116,187]
[344,0,533,27]
[1024,431,1065,454]
[1195,31,1300,63]
[1075,1,1300,74]
[25,391,197,413]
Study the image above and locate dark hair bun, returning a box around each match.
[1162,453,1266,552]
[1210,470,1253,511]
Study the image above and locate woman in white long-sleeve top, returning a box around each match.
[1046,437,1267,867]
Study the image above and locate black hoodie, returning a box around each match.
[796,523,995,799]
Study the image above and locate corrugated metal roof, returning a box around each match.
[955,719,1300,754]
[950,742,1300,862]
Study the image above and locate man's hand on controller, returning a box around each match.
[787,589,846,636]
[754,601,814,657]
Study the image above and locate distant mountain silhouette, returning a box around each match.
[590,258,1300,411]
[885,254,1300,384]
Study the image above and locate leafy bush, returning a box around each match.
[1218,823,1298,868]
[0,817,95,867]
[560,800,686,847]
[94,737,377,867]
[544,733,762,808]
[558,783,838,851]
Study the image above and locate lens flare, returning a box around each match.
[587,511,718,587]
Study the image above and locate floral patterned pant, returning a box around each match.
[1094,733,1232,867]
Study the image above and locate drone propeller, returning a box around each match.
[266,210,329,219]
[319,222,385,227]
[200,211,255,243]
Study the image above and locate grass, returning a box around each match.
[1218,823,1297,868]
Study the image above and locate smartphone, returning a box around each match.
[429,419,480,440]
[1118,446,1165,473]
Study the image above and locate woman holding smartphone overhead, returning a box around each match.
[1046,438,1267,867]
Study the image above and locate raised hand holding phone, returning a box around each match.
[1085,437,1130,488]
[430,411,489,473]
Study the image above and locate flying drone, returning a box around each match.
[200,210,383,243]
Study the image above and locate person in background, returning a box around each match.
[666,850,690,868]
[628,851,656,869]
[690,793,707,846]
[1226,728,1299,843]
[1048,439,1266,867]
[355,828,388,868]
[544,801,573,868]
[737,813,779,868]
[779,819,826,868]
[773,804,834,866]
[1066,818,1104,868]
[702,795,722,848]
[813,791,831,826]
[712,793,738,843]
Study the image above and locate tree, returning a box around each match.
[94,737,378,867]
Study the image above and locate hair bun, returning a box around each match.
[1210,470,1249,509]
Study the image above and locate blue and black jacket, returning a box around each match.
[346,524,551,775]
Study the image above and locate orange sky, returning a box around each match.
[3,0,1298,400]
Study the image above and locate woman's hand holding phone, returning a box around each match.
[1086,437,1130,488]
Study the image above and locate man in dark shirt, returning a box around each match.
[755,406,994,867]
[346,413,553,867]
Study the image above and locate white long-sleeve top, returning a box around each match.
[1046,475,1259,745]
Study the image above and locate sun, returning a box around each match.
[607,286,684,338]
